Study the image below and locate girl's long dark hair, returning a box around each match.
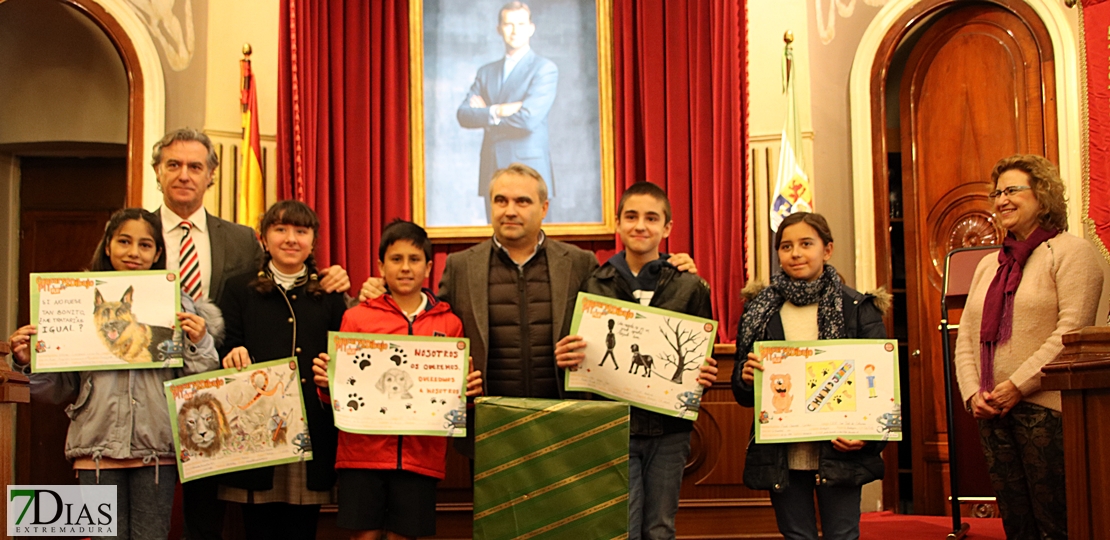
[251,200,323,296]
[88,209,167,271]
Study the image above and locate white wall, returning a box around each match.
[204,0,280,136]
[0,0,128,145]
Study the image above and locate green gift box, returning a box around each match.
[473,397,630,540]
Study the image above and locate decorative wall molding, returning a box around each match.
[815,0,892,44]
[125,0,195,71]
[204,129,278,226]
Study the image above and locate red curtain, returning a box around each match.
[278,0,747,341]
[277,0,411,288]
[612,1,747,340]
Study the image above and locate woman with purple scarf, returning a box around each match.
[955,154,1104,539]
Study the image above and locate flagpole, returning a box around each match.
[241,43,252,112]
[235,44,250,224]
[770,29,813,233]
[237,43,265,229]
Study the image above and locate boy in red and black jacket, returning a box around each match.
[313,220,483,540]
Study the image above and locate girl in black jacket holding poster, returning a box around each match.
[216,200,346,540]
[731,212,888,540]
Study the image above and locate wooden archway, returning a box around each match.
[60,0,165,207]
[850,0,1077,515]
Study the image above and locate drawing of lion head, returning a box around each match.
[178,393,230,457]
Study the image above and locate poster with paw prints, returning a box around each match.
[565,293,717,421]
[752,340,902,443]
[164,358,312,482]
[327,332,470,437]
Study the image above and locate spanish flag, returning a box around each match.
[237,54,264,229]
[770,37,813,233]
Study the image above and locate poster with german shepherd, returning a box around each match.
[164,358,313,482]
[565,293,718,421]
[30,271,183,372]
[327,332,470,437]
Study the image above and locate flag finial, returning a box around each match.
[783,31,794,45]
[242,43,252,57]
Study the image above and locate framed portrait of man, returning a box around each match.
[411,0,615,239]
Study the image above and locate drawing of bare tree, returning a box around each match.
[658,318,709,384]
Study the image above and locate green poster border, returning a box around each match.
[752,339,902,443]
[31,270,183,372]
[164,357,312,482]
[326,331,471,437]
[564,292,718,420]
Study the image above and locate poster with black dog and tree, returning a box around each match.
[565,293,718,420]
[30,270,183,372]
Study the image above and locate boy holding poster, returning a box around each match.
[312,220,483,540]
[555,182,718,540]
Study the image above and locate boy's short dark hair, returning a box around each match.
[379,220,433,262]
[617,182,672,224]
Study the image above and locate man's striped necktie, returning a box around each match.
[179,221,203,300]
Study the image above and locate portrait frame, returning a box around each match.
[410,0,616,240]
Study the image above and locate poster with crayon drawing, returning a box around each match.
[30,271,183,372]
[164,358,312,482]
[753,340,902,443]
[565,293,718,421]
[327,332,470,437]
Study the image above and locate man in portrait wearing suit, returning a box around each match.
[457,1,558,220]
[152,127,351,540]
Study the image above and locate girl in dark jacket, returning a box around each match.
[731,212,888,540]
[216,200,347,540]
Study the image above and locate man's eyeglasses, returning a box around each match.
[987,185,1032,200]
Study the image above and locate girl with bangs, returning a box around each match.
[8,208,220,540]
[215,200,347,539]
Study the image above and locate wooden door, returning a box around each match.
[898,3,1056,514]
[14,157,126,489]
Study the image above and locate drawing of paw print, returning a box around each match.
[390,351,407,366]
[379,407,388,414]
[347,393,365,411]
[346,377,357,386]
[405,403,413,410]
[353,352,373,370]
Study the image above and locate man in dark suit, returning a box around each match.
[457,1,558,219]
[152,127,351,540]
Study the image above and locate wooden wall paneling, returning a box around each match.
[0,343,29,540]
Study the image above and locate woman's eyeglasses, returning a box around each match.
[987,185,1032,200]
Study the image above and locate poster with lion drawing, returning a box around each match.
[30,271,183,372]
[327,332,470,437]
[164,358,312,482]
[753,340,902,443]
[565,293,718,420]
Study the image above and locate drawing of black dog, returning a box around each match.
[629,344,653,377]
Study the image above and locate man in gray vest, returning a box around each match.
[359,163,695,402]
